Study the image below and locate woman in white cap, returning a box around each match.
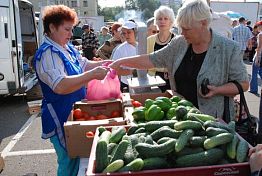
[147,6,176,92]
[111,20,138,92]
[110,0,249,119]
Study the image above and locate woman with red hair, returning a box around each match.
[34,5,110,176]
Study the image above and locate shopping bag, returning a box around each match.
[223,81,259,146]
[86,68,121,101]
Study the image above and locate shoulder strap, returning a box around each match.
[229,81,251,124]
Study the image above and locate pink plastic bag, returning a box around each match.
[86,68,121,101]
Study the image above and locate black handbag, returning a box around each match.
[223,80,259,146]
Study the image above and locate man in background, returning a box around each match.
[81,24,99,60]
[232,17,253,60]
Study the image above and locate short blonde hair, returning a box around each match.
[175,0,211,29]
[154,6,175,27]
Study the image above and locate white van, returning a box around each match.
[0,0,39,95]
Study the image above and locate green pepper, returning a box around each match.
[166,107,176,120]
[155,97,172,107]
[153,99,171,112]
[172,102,178,108]
[170,95,182,103]
[178,99,194,107]
[144,99,154,109]
[145,104,164,121]
[132,107,146,121]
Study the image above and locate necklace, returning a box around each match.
[157,33,171,44]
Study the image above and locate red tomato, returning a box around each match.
[96,114,108,120]
[73,108,82,119]
[82,112,89,120]
[111,110,121,118]
[87,116,96,121]
[132,100,142,107]
[86,131,94,138]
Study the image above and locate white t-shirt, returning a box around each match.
[111,41,137,85]
[36,36,88,90]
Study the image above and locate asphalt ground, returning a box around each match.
[0,61,261,176]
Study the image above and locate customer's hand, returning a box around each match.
[89,66,109,80]
[249,144,262,173]
[199,85,217,98]
[109,61,133,76]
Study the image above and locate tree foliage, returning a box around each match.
[125,0,138,10]
[98,5,124,22]
[137,0,161,20]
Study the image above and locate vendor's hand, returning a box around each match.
[249,144,262,173]
[89,66,109,80]
[199,85,217,98]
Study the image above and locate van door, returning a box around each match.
[0,0,17,94]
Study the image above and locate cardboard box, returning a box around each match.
[130,90,174,104]
[64,99,127,158]
[27,99,42,115]
[86,126,251,176]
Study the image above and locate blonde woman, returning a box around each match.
[147,6,175,92]
[110,0,248,119]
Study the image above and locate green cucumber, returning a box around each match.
[226,134,239,159]
[95,139,109,173]
[99,130,111,143]
[175,129,194,152]
[109,126,126,144]
[204,133,233,150]
[103,159,124,173]
[203,121,232,133]
[189,136,207,147]
[150,126,182,141]
[157,137,176,144]
[127,126,139,135]
[206,127,229,137]
[174,120,203,131]
[144,120,177,132]
[118,158,144,172]
[143,157,168,170]
[135,139,176,158]
[175,148,224,167]
[110,140,129,163]
[187,113,216,122]
[175,147,204,157]
[236,139,249,163]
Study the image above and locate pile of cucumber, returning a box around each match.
[95,115,250,174]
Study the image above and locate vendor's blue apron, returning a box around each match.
[33,42,86,149]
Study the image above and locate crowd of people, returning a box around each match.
[33,0,262,175]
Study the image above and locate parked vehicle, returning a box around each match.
[0,0,39,95]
